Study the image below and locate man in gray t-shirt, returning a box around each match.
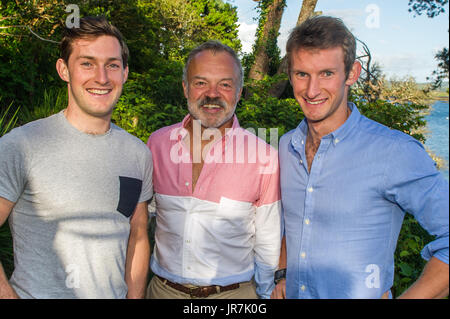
[0,17,153,299]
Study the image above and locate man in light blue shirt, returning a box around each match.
[272,16,449,299]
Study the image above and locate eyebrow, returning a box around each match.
[292,68,338,73]
[76,55,122,63]
[192,75,234,82]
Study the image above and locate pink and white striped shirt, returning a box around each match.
[147,114,281,298]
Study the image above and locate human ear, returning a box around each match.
[56,58,70,82]
[345,61,362,86]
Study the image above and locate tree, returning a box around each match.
[247,0,286,82]
[267,0,319,98]
[407,0,449,89]
[427,47,449,89]
[408,0,448,17]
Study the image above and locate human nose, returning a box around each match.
[306,76,321,98]
[205,84,220,98]
[94,66,109,85]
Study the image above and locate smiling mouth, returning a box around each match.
[202,104,222,109]
[305,98,327,105]
[87,88,112,95]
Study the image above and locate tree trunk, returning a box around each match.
[269,0,319,98]
[247,0,285,82]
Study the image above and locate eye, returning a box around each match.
[81,61,92,67]
[108,63,120,69]
[322,70,333,77]
[220,82,233,90]
[294,71,308,78]
[194,80,206,87]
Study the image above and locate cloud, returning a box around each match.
[372,52,435,82]
[238,21,257,54]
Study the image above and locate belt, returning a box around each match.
[156,275,240,298]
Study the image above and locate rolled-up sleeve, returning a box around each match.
[385,138,449,264]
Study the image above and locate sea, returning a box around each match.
[424,100,449,181]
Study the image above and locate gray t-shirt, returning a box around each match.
[0,111,153,298]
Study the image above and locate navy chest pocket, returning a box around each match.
[117,176,143,217]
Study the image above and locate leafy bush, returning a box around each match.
[392,214,434,297]
[238,74,303,142]
[112,71,187,142]
[0,102,19,278]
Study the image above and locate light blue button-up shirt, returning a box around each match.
[279,103,449,299]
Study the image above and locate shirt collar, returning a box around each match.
[291,102,361,150]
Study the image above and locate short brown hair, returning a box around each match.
[286,16,356,78]
[60,16,129,66]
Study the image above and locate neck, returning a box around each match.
[185,116,233,162]
[307,103,351,144]
[64,107,111,135]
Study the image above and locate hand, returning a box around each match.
[270,279,286,299]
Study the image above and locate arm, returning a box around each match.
[125,201,150,299]
[385,139,449,299]
[271,236,287,299]
[0,197,19,299]
[398,257,449,299]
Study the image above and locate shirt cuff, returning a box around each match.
[421,236,449,264]
[254,261,277,299]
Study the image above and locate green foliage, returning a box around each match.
[393,213,434,297]
[428,47,449,90]
[0,102,19,278]
[18,87,67,125]
[238,74,302,139]
[0,1,65,111]
[245,0,285,78]
[0,0,442,296]
[112,72,187,142]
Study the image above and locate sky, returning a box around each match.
[226,0,449,83]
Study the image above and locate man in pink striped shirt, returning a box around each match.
[145,41,281,299]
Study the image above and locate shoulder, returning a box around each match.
[110,123,151,157]
[0,113,59,146]
[358,115,418,145]
[278,129,297,155]
[147,123,181,143]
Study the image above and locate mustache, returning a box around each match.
[197,97,226,108]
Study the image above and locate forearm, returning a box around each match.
[271,237,287,299]
[398,256,449,299]
[125,202,150,299]
[125,228,150,299]
[0,263,18,299]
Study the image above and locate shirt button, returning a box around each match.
[300,159,303,164]
[307,187,314,193]
[305,219,310,225]
[301,252,306,259]
[301,140,304,145]
[185,182,189,187]
[334,138,340,144]
[301,285,306,291]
